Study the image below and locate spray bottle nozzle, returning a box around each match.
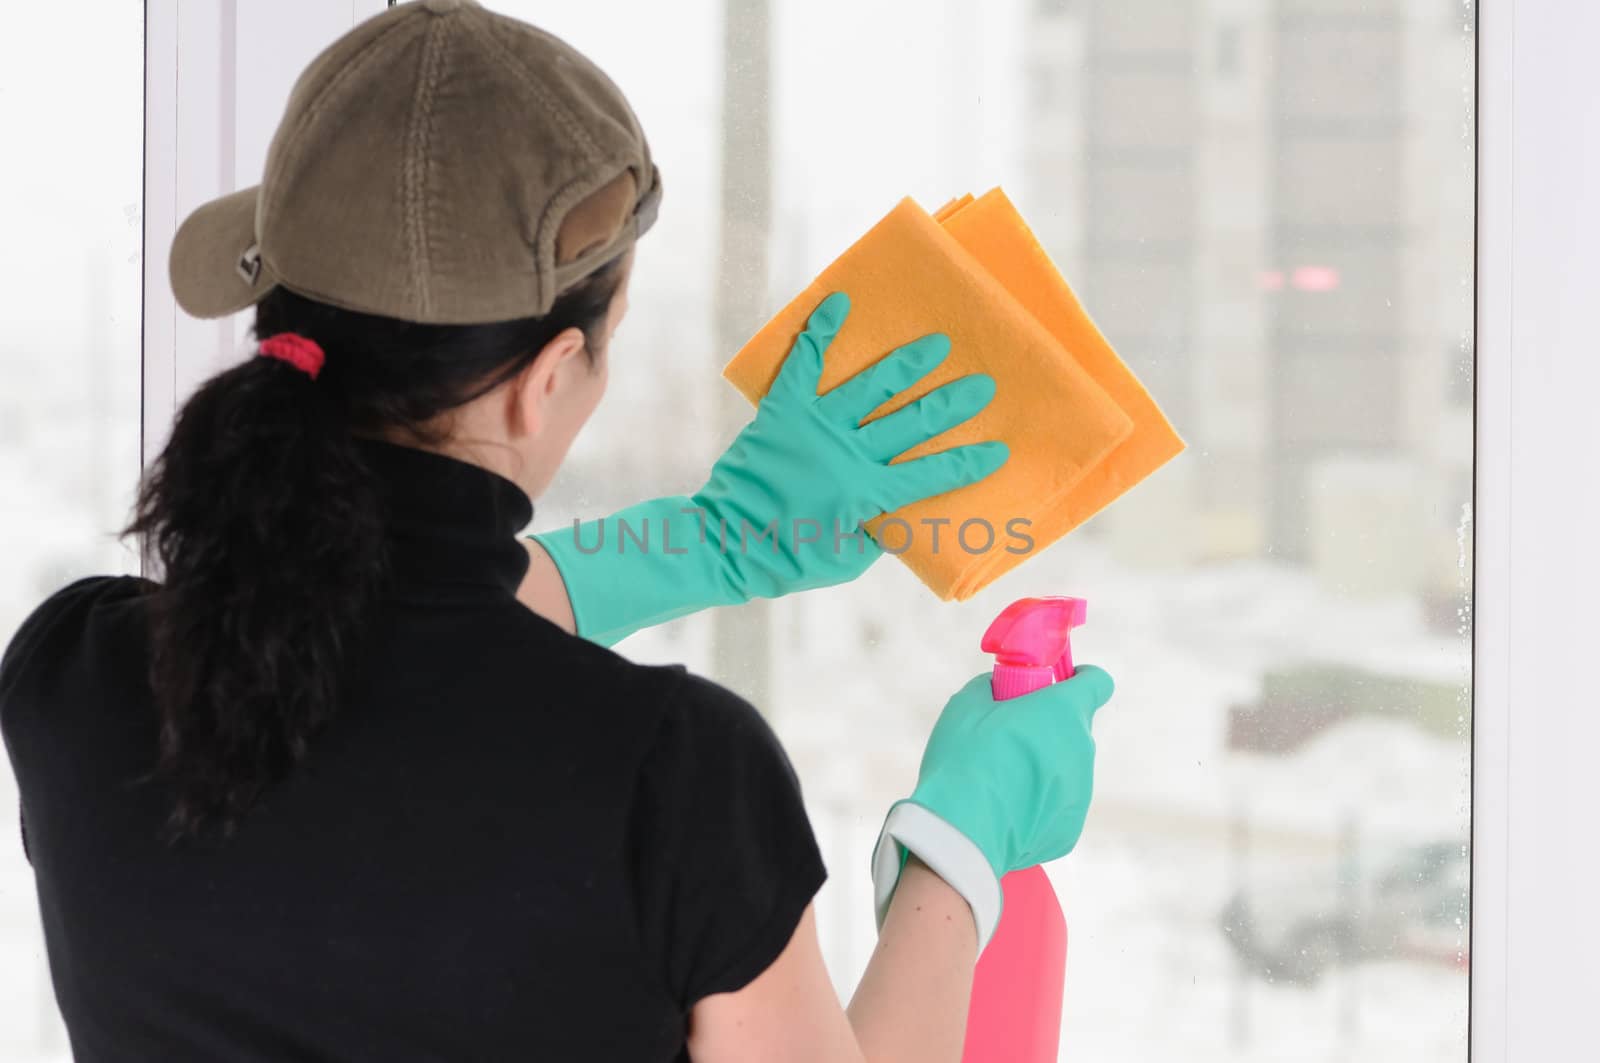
[981,597,1087,700]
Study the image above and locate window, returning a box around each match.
[0,6,143,1061]
[491,1,1474,1057]
[2,1,1496,1058]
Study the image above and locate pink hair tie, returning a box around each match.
[257,333,326,380]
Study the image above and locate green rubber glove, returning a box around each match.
[534,292,1009,645]
[870,665,1115,950]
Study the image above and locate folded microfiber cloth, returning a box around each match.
[723,189,1183,600]
[932,189,1187,597]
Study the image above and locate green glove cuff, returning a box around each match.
[532,495,742,646]
[870,799,1003,951]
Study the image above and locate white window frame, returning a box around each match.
[142,0,390,470]
[140,1,1600,1057]
[1471,2,1600,1058]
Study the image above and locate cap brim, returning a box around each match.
[169,186,275,319]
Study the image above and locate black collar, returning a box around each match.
[356,437,534,596]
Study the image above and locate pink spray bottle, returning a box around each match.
[961,596,1087,1063]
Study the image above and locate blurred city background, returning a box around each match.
[0,1,1473,1060]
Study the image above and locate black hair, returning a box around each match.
[125,257,626,840]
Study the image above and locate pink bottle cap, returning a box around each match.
[980,597,1087,701]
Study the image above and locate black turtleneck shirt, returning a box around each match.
[0,438,825,1062]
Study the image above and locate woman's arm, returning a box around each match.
[686,857,976,1063]
[524,294,1004,647]
[849,856,979,1060]
[519,538,576,634]
[686,665,1113,1061]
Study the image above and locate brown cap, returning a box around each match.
[169,0,660,325]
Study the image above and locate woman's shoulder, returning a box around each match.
[625,663,825,1008]
[650,665,749,715]
[630,663,802,797]
[502,606,774,740]
[1,574,153,696]
[643,664,774,734]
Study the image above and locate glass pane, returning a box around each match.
[0,5,144,1061]
[542,2,1470,1057]
[496,0,1475,1055]
[0,0,1476,1056]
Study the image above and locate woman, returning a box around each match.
[0,3,1112,1060]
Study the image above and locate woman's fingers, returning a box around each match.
[1064,664,1116,718]
[854,373,996,461]
[815,332,951,425]
[877,440,1009,514]
[1021,664,1115,725]
[770,291,850,403]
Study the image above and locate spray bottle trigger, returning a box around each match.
[982,596,1087,699]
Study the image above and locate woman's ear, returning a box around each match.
[507,327,588,439]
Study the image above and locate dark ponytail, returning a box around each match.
[127,258,626,839]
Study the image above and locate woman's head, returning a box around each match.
[134,2,658,838]
[169,2,660,328]
[260,245,633,499]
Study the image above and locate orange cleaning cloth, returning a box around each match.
[723,189,1184,600]
[933,189,1187,596]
